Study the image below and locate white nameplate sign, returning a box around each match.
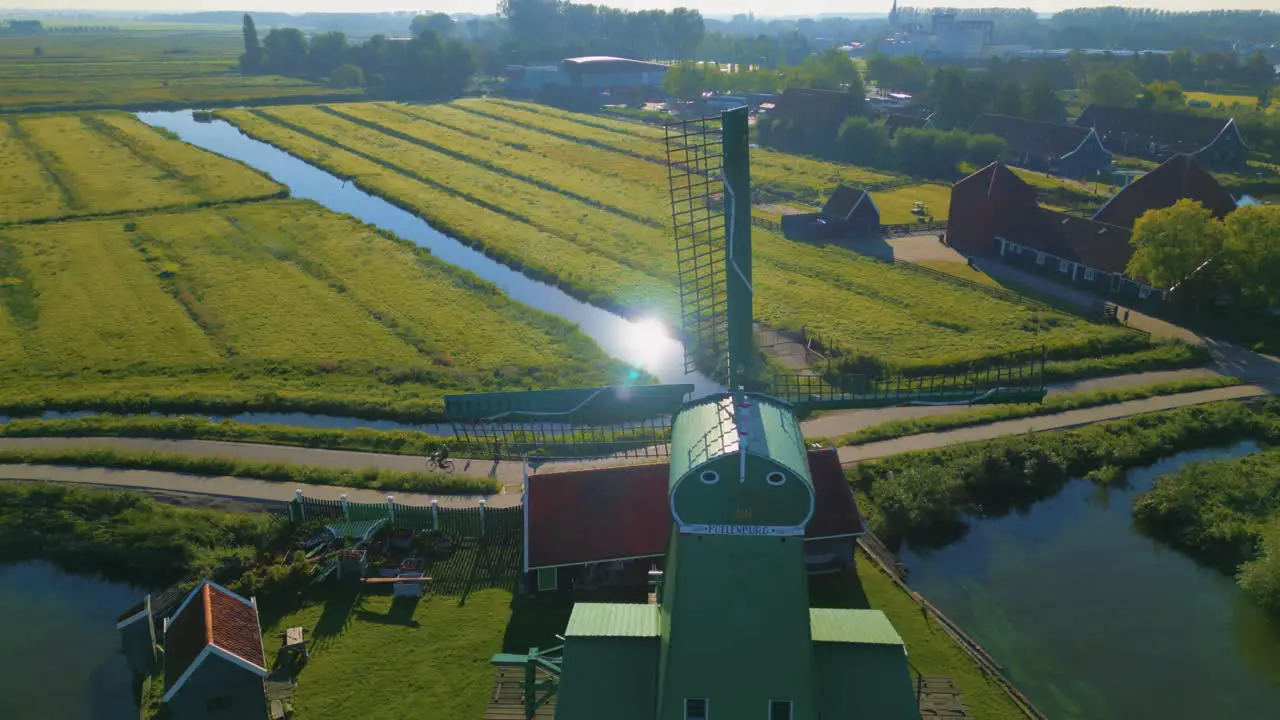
[680,524,804,537]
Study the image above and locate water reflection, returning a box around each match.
[136,111,720,398]
[898,442,1280,719]
[0,562,141,720]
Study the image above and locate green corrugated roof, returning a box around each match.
[669,392,811,486]
[565,603,661,638]
[810,608,905,646]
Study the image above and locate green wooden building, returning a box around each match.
[550,393,921,720]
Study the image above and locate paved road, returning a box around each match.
[1,382,1267,507]
[835,383,1268,463]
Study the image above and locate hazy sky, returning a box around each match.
[14,1,1280,18]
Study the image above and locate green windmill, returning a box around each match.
[448,107,1045,719]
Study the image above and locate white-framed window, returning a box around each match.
[769,700,793,720]
[1084,268,1096,281]
[766,471,787,486]
[1139,286,1151,299]
[536,567,557,592]
[1058,260,1070,273]
[700,470,719,485]
[685,698,709,720]
[1036,252,1046,266]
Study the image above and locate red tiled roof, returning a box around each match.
[164,581,266,690]
[806,448,865,539]
[524,450,864,569]
[1092,154,1236,229]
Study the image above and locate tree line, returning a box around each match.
[499,0,704,65]
[239,14,474,98]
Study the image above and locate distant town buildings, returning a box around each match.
[879,0,993,62]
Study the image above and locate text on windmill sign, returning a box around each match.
[679,524,804,537]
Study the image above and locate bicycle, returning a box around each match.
[425,453,455,473]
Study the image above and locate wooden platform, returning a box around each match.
[918,675,973,719]
[483,665,557,720]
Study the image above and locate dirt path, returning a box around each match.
[2,381,1268,508]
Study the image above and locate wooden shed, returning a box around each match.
[781,186,881,242]
[162,580,269,720]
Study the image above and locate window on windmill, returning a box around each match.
[1085,268,1096,281]
[1036,252,1046,265]
[769,700,794,720]
[1139,286,1151,299]
[686,698,709,720]
[1059,260,1070,273]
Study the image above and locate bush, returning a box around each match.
[966,132,1008,166]
[1238,521,1280,615]
[0,483,276,585]
[852,401,1265,545]
[329,63,364,89]
[836,116,891,167]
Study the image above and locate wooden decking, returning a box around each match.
[483,665,557,720]
[918,675,973,718]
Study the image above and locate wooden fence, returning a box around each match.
[287,490,522,538]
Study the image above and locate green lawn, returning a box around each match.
[1184,90,1275,113]
[262,542,1024,720]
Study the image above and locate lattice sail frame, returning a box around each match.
[665,115,729,382]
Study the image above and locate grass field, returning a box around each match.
[0,112,283,223]
[0,200,624,419]
[1185,91,1275,113]
[219,100,1156,373]
[261,542,1024,720]
[0,29,355,110]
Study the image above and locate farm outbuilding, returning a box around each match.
[162,580,269,720]
[969,113,1112,178]
[522,447,866,593]
[781,185,881,242]
[1074,104,1248,169]
[504,56,667,97]
[942,161,1040,257]
[1092,153,1238,229]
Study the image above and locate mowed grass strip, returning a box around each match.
[0,120,68,223]
[0,113,286,223]
[15,113,201,214]
[227,103,1140,370]
[1,200,624,417]
[90,112,284,201]
[251,106,677,311]
[215,109,659,311]
[0,219,220,372]
[326,103,667,226]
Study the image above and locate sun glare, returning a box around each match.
[623,317,677,370]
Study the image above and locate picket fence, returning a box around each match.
[286,490,521,537]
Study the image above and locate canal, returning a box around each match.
[899,442,1280,719]
[136,111,720,399]
[0,562,142,720]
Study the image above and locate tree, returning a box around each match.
[1137,80,1184,110]
[1023,74,1065,122]
[785,48,863,95]
[1222,205,1280,308]
[329,63,364,89]
[1169,47,1195,84]
[262,28,308,77]
[993,81,1023,116]
[307,31,347,79]
[1127,199,1225,289]
[239,14,262,74]
[664,8,704,61]
[835,117,890,167]
[1086,67,1141,107]
[662,61,714,100]
[411,13,455,38]
[1243,50,1276,95]
[966,133,1008,166]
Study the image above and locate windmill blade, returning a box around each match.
[768,345,1048,411]
[665,114,729,383]
[443,384,693,460]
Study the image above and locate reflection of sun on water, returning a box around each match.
[623,317,677,371]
